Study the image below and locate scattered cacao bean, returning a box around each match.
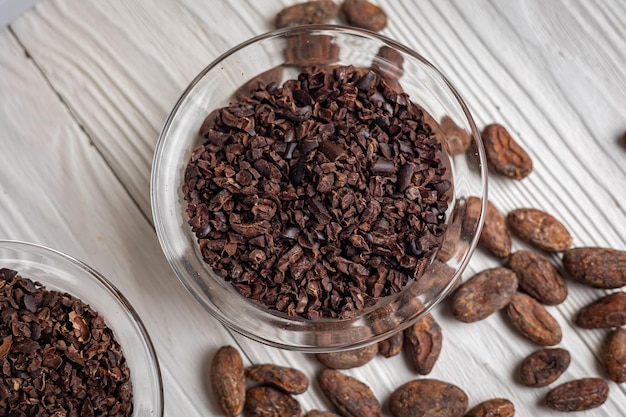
[378,331,403,358]
[603,327,626,383]
[508,250,568,305]
[316,344,378,369]
[440,116,472,156]
[463,398,515,417]
[211,346,246,417]
[506,292,562,346]
[403,312,443,375]
[450,267,518,323]
[389,379,468,417]
[275,0,339,28]
[318,369,382,417]
[481,123,532,179]
[507,208,572,252]
[245,364,309,394]
[244,385,303,417]
[477,198,511,258]
[341,0,387,32]
[545,378,609,412]
[305,411,342,417]
[519,348,570,387]
[575,292,626,329]
[563,247,626,289]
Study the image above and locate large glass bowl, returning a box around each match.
[152,25,487,351]
[0,240,163,416]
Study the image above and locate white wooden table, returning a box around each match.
[1,1,625,416]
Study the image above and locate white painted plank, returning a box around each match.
[4,0,626,416]
[0,30,240,417]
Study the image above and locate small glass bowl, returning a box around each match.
[0,240,163,416]
[152,25,487,351]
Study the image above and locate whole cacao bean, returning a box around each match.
[507,208,572,252]
[305,411,342,417]
[440,116,471,156]
[450,267,518,323]
[506,292,562,346]
[318,369,382,417]
[508,250,568,305]
[245,364,309,394]
[563,247,626,289]
[275,0,338,28]
[603,327,626,383]
[378,331,403,358]
[575,292,626,329]
[545,378,609,412]
[464,398,515,417]
[341,0,387,32]
[316,344,378,369]
[477,198,511,258]
[403,312,442,375]
[210,346,245,417]
[519,348,570,387]
[389,379,468,417]
[481,123,532,179]
[244,386,303,417]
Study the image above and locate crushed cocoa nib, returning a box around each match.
[184,65,449,319]
[0,268,132,416]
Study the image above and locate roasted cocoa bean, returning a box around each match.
[545,378,609,412]
[211,346,246,417]
[462,195,483,236]
[244,386,302,417]
[463,398,515,417]
[440,116,471,156]
[245,364,309,394]
[575,292,626,328]
[562,247,626,289]
[508,250,568,305]
[389,379,468,417]
[403,312,443,375]
[506,292,562,346]
[285,33,340,67]
[316,344,378,369]
[371,46,404,88]
[478,198,511,258]
[603,327,626,383]
[318,369,382,417]
[450,267,518,323]
[341,0,387,31]
[519,348,570,387]
[378,331,403,358]
[481,123,532,179]
[275,0,338,28]
[507,208,572,252]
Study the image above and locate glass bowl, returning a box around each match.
[152,25,487,351]
[0,240,163,416]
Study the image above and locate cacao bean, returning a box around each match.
[378,331,403,358]
[603,327,626,383]
[450,267,518,323]
[245,364,309,394]
[508,250,568,305]
[341,0,387,32]
[275,0,338,28]
[478,198,511,258]
[563,247,626,289]
[481,123,532,179]
[389,379,468,417]
[318,369,382,417]
[506,292,562,346]
[244,385,302,417]
[575,292,626,329]
[464,398,515,417]
[210,346,245,417]
[519,348,570,387]
[545,378,609,412]
[316,344,378,369]
[507,208,572,252]
[403,312,443,375]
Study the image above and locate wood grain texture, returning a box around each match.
[3,0,626,416]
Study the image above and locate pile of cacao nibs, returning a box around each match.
[183,64,451,320]
[0,268,132,417]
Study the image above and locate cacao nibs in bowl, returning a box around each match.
[183,64,451,320]
[0,268,133,416]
